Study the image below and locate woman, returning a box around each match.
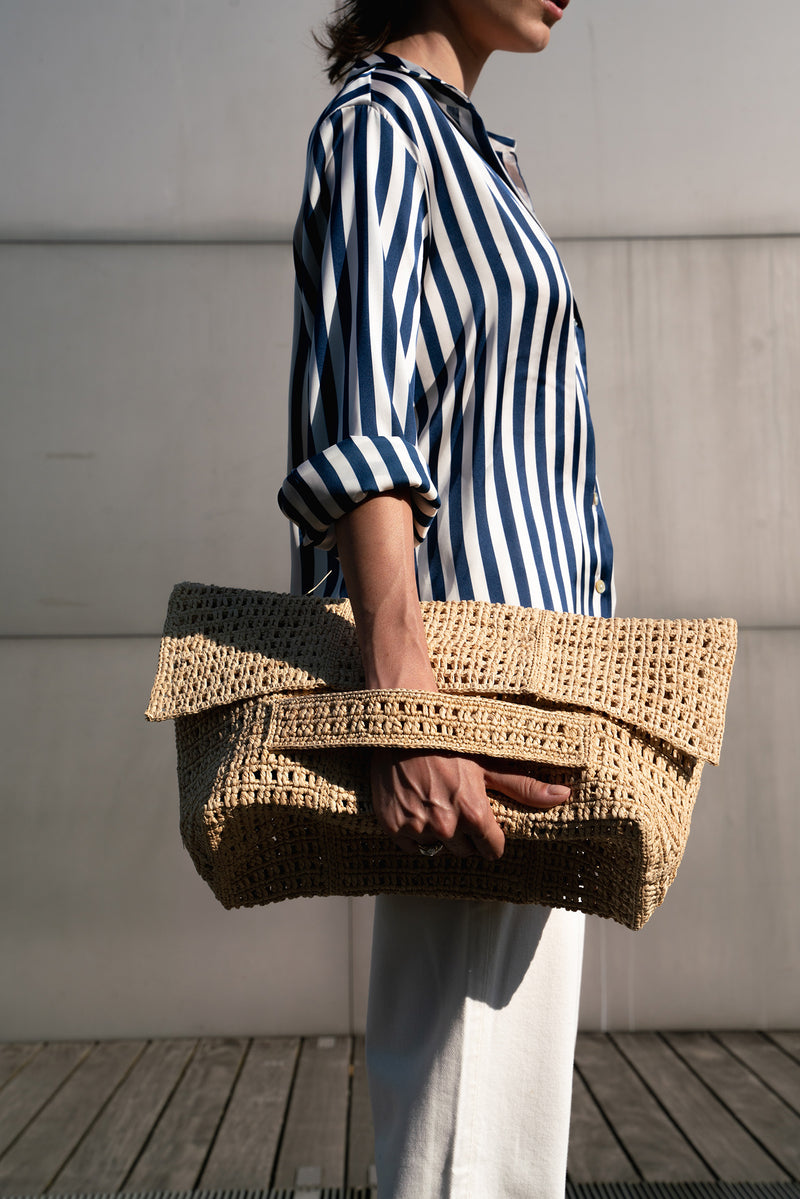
[279,1,615,1194]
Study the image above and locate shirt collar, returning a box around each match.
[350,51,471,105]
[349,52,533,214]
[350,52,514,142]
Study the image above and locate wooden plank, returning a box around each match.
[347,1036,376,1191]
[717,1032,800,1116]
[0,1045,42,1092]
[769,1031,800,1067]
[52,1038,196,1194]
[567,1065,639,1183]
[573,1033,713,1181]
[666,1032,800,1179]
[0,1040,144,1196]
[273,1035,350,1189]
[125,1036,248,1192]
[0,1041,92,1159]
[199,1037,299,1190]
[613,1032,787,1182]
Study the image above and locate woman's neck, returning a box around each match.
[382,16,488,96]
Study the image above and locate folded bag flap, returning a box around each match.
[145,582,737,765]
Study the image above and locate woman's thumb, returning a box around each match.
[482,761,571,809]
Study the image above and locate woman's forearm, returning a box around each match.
[335,490,437,692]
[335,489,569,858]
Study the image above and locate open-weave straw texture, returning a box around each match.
[147,582,738,929]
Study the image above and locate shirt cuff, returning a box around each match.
[278,434,440,551]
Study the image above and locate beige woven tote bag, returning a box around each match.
[146,582,737,930]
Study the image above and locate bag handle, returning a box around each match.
[264,689,591,768]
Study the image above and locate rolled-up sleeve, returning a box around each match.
[278,101,440,551]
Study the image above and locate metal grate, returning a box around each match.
[2,1191,377,1199]
[4,1191,376,1199]
[3,1191,374,1199]
[566,1186,800,1199]
[8,1186,799,1199]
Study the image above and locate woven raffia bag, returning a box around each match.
[146,582,737,930]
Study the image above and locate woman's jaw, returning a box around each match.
[383,0,568,96]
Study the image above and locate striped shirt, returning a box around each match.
[279,51,615,615]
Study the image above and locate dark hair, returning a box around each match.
[315,1,419,85]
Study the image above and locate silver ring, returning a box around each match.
[418,842,444,857]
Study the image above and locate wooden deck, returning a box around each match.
[0,1032,798,1196]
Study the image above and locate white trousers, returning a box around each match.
[365,895,585,1199]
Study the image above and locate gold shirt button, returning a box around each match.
[593,489,599,506]
[595,579,606,594]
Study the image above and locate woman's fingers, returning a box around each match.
[369,749,568,861]
[468,823,505,861]
[444,831,477,859]
[370,747,505,860]
[393,833,429,855]
[482,760,572,809]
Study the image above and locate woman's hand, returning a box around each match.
[371,748,570,859]
[335,490,568,859]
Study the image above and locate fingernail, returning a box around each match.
[546,784,571,800]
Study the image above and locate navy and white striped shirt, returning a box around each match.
[279,52,614,615]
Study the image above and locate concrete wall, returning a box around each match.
[1,0,798,1038]
[3,0,799,240]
